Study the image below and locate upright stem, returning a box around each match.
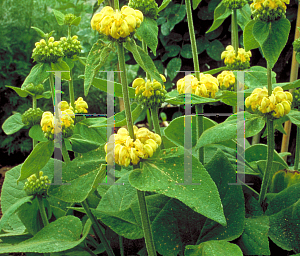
[137,190,157,256]
[68,26,71,39]
[281,1,300,161]
[117,43,134,138]
[82,200,115,256]
[32,95,37,148]
[185,0,200,80]
[69,69,75,109]
[49,72,55,106]
[37,196,49,227]
[196,104,204,163]
[295,126,300,171]
[258,118,274,207]
[119,235,125,256]
[267,64,272,96]
[61,140,71,164]
[147,109,153,130]
[151,107,164,149]
[232,9,239,55]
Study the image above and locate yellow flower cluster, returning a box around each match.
[250,0,288,21]
[245,86,292,118]
[105,126,161,167]
[91,6,143,40]
[40,103,75,140]
[221,45,251,70]
[132,75,167,107]
[74,97,88,114]
[217,71,236,90]
[177,74,219,98]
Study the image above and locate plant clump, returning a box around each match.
[105,126,161,167]
[245,86,293,118]
[132,75,167,108]
[91,5,143,41]
[177,73,219,98]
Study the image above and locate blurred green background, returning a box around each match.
[0,0,298,165]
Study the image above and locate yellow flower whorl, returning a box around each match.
[250,0,288,21]
[245,86,292,118]
[176,74,219,98]
[217,71,236,90]
[91,5,143,40]
[74,97,88,114]
[105,126,161,167]
[221,45,251,70]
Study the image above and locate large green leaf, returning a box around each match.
[158,0,172,12]
[196,112,265,149]
[287,109,300,127]
[2,113,24,135]
[245,144,288,170]
[84,40,111,96]
[243,20,260,51]
[51,61,70,81]
[18,141,54,182]
[0,216,90,253]
[206,40,224,61]
[266,183,300,252]
[165,93,219,105]
[164,115,217,148]
[68,134,100,153]
[237,4,251,30]
[252,18,291,68]
[185,240,243,256]
[192,0,202,9]
[166,58,182,81]
[124,39,162,83]
[73,118,107,145]
[206,2,231,33]
[21,63,51,89]
[236,216,270,255]
[53,9,65,25]
[129,147,226,226]
[48,158,106,203]
[80,76,136,98]
[136,17,158,55]
[0,196,33,232]
[152,198,207,255]
[6,86,34,98]
[198,150,245,243]
[29,125,48,142]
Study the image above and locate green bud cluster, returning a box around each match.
[64,13,76,26]
[23,83,44,95]
[22,108,43,127]
[128,0,159,19]
[24,171,50,196]
[292,88,300,109]
[250,0,287,22]
[222,0,247,10]
[293,38,300,53]
[136,85,167,108]
[32,37,64,63]
[59,36,82,58]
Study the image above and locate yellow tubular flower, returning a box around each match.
[41,112,54,132]
[74,97,88,114]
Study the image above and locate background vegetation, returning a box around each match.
[0,0,299,165]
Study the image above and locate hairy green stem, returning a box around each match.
[32,95,37,148]
[82,200,115,256]
[232,9,239,55]
[69,69,75,109]
[61,140,71,164]
[185,0,200,80]
[151,107,164,149]
[37,196,49,227]
[114,0,119,9]
[84,246,97,256]
[259,118,274,207]
[68,26,71,39]
[117,43,134,138]
[137,190,157,256]
[267,64,272,96]
[147,109,153,130]
[119,235,125,256]
[196,104,204,163]
[49,73,55,106]
[295,126,300,171]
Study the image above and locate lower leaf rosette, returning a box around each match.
[105,126,162,167]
